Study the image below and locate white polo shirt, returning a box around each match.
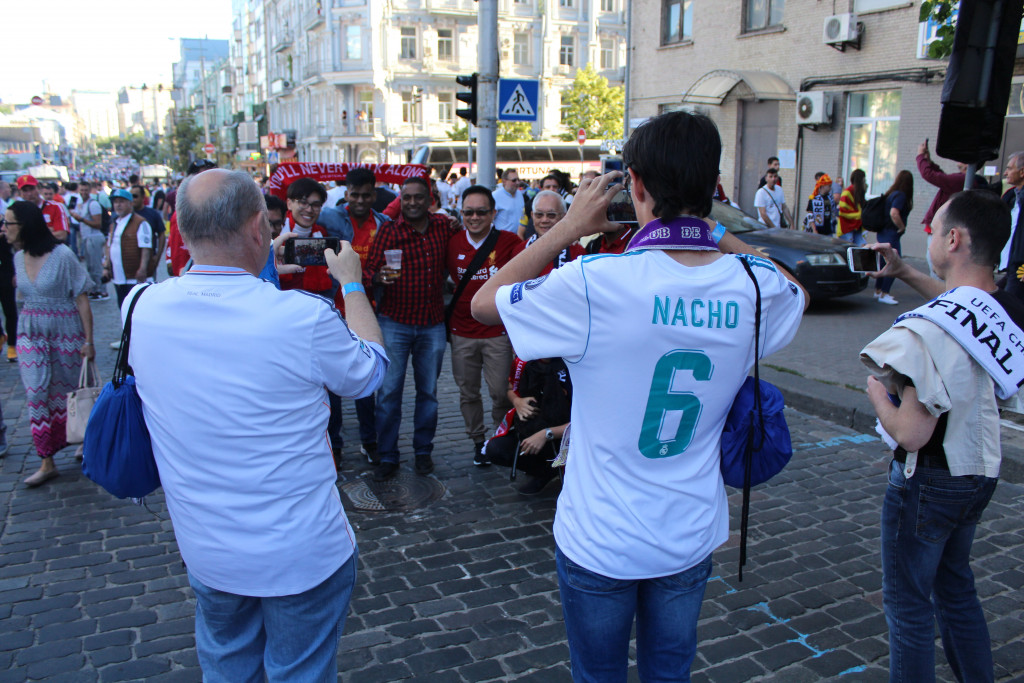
[126,268,388,596]
[492,185,525,233]
[497,251,804,579]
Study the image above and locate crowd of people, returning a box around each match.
[2,111,1023,682]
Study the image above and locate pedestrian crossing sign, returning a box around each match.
[498,79,539,122]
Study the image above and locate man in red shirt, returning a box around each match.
[364,177,457,481]
[446,185,523,466]
[17,175,68,242]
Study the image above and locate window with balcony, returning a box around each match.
[601,0,615,10]
[745,0,785,32]
[437,29,454,61]
[600,39,614,69]
[438,92,454,124]
[560,92,570,123]
[560,0,574,6]
[345,25,362,61]
[358,91,374,122]
[402,91,418,123]
[662,0,693,44]
[400,27,417,60]
[559,36,574,66]
[513,33,530,66]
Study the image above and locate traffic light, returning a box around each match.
[412,87,422,105]
[455,73,478,126]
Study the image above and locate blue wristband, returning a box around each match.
[711,221,727,243]
[342,282,365,297]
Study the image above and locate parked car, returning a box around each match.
[710,202,868,301]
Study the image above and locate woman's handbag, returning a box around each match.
[81,285,160,500]
[721,258,794,580]
[66,358,101,444]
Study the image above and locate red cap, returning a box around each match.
[16,175,38,189]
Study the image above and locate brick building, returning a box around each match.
[629,0,1024,258]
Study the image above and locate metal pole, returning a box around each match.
[965,163,977,189]
[467,122,474,179]
[200,38,212,147]
[623,0,632,140]
[476,0,498,190]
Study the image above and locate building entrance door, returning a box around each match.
[737,100,780,217]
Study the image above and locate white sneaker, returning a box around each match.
[877,294,898,305]
[109,341,122,350]
[873,291,881,299]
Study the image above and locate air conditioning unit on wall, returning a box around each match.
[823,14,858,45]
[796,91,832,126]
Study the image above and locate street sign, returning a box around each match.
[31,96,43,106]
[577,129,586,145]
[497,79,539,122]
[203,143,216,156]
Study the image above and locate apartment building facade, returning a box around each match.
[261,0,628,165]
[629,0,1024,244]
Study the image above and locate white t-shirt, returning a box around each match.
[126,269,388,596]
[64,193,83,226]
[453,176,472,209]
[78,198,103,239]
[325,183,347,208]
[108,214,153,284]
[492,186,525,233]
[754,185,786,227]
[497,250,804,579]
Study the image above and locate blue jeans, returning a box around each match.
[355,394,376,444]
[556,546,712,682]
[376,317,447,464]
[881,461,997,683]
[875,228,902,294]
[188,551,357,683]
[839,229,867,246]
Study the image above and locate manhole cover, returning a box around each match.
[338,471,446,512]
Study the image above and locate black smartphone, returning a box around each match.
[601,156,637,226]
[283,237,341,267]
[847,247,881,273]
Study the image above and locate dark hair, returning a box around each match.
[66,182,78,191]
[541,174,560,188]
[501,168,519,181]
[767,156,779,165]
[764,168,779,177]
[8,201,59,256]
[885,170,914,214]
[461,184,496,210]
[286,177,327,202]
[459,167,467,176]
[849,169,867,207]
[814,172,825,181]
[346,168,376,189]
[402,176,430,192]
[265,194,287,215]
[624,111,721,219]
[186,159,218,176]
[940,191,1011,267]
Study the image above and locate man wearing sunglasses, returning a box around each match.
[446,185,523,466]
[527,191,584,275]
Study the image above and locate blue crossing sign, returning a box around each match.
[497,79,539,122]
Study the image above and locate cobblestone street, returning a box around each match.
[1,295,1022,682]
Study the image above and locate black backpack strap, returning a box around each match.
[445,228,501,329]
[112,284,152,388]
[737,257,763,581]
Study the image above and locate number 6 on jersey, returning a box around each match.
[638,350,713,459]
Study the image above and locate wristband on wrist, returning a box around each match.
[342,282,365,297]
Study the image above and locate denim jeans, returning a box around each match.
[839,229,867,246]
[376,316,447,464]
[188,551,358,683]
[881,460,997,683]
[556,546,712,682]
[355,394,376,444]
[875,228,902,294]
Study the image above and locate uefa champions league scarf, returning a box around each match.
[625,216,725,253]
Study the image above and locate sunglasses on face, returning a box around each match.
[532,211,561,220]
[461,209,492,217]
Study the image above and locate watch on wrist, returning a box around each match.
[545,428,554,441]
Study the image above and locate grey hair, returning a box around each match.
[533,190,566,214]
[178,170,266,245]
[1010,151,1024,168]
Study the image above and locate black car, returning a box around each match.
[710,202,868,301]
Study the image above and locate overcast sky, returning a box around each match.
[2,0,234,103]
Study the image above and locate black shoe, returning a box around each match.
[332,445,343,471]
[415,454,434,475]
[360,442,378,465]
[518,472,555,496]
[472,441,489,467]
[372,461,399,482]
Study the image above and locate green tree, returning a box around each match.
[0,158,18,172]
[447,121,535,142]
[557,64,625,142]
[171,109,206,171]
[95,133,166,166]
[919,1,958,59]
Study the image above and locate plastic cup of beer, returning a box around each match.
[384,249,402,270]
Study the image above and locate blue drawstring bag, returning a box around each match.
[720,258,793,580]
[82,285,160,500]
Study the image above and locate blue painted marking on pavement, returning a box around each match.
[706,575,736,595]
[839,665,868,675]
[744,602,837,659]
[794,433,878,451]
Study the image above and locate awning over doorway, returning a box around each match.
[681,70,796,106]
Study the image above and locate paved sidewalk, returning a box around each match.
[0,288,1022,681]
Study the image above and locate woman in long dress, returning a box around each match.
[3,201,94,486]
